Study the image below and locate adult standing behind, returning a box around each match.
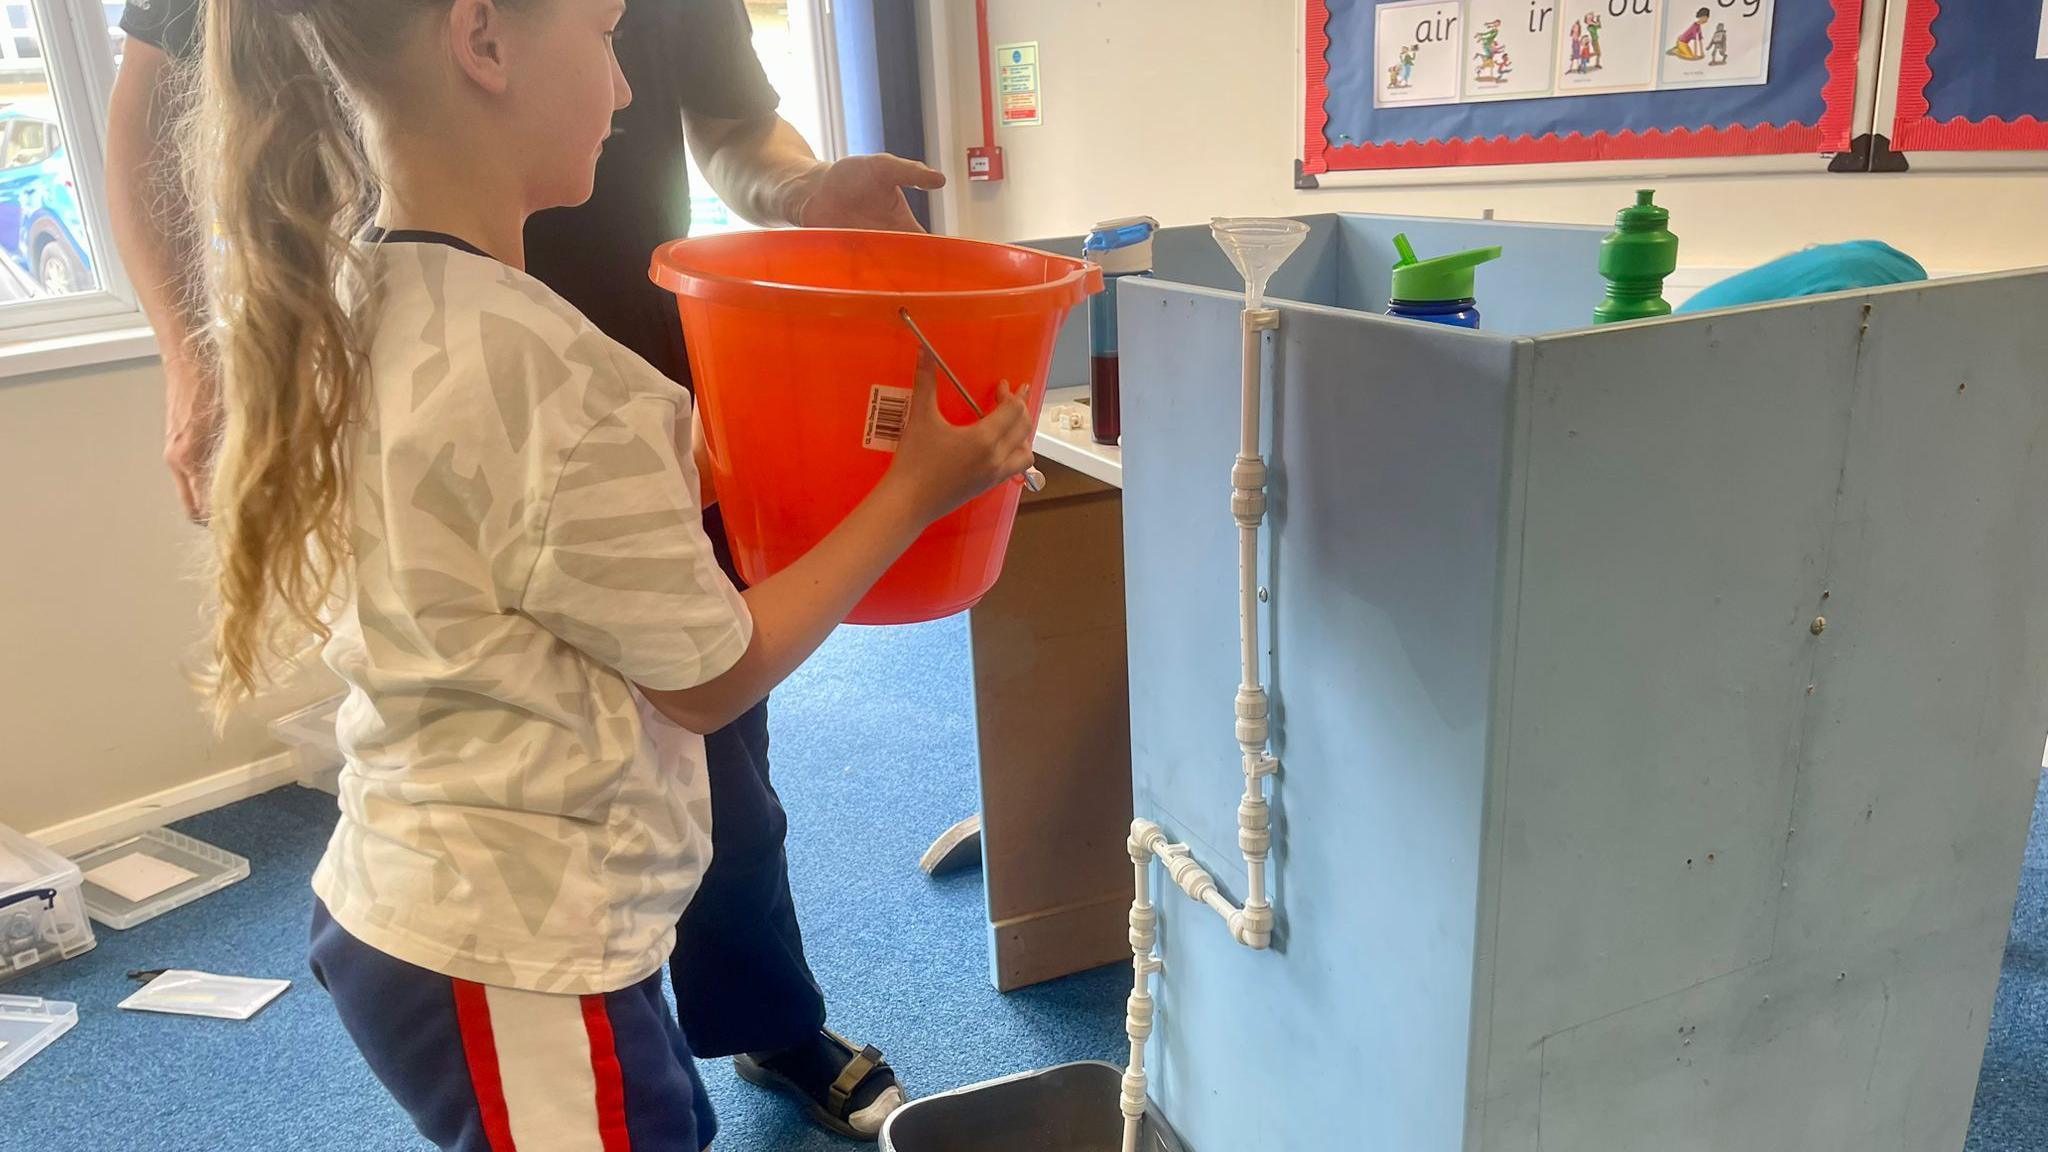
[106,0,942,1138]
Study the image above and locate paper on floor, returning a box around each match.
[83,852,198,904]
[119,971,290,1021]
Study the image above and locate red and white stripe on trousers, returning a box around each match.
[451,979,634,1152]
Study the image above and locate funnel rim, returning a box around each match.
[649,229,1103,316]
[1209,216,1312,240]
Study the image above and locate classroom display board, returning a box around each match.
[1889,0,2048,152]
[1302,0,1865,172]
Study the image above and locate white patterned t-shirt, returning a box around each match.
[310,232,751,995]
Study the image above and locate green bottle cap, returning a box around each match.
[1390,233,1503,303]
[1598,189,1679,282]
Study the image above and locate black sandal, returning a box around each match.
[733,1028,907,1141]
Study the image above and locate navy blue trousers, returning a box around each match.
[670,697,828,1057]
[672,507,829,1059]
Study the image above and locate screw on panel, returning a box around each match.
[1258,587,1270,604]
[1811,617,1827,635]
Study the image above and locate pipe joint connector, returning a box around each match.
[1128,903,1157,953]
[1120,1070,1149,1120]
[1237,901,1275,949]
[1237,797,1271,857]
[1232,457,1268,492]
[1235,689,1270,746]
[1161,845,1217,904]
[1125,988,1156,1041]
[1232,492,1266,526]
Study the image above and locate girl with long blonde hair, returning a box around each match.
[186,0,1029,1145]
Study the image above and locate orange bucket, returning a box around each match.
[651,229,1102,624]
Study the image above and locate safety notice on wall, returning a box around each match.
[996,42,1042,126]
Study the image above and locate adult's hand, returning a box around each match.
[793,154,946,233]
[163,355,219,522]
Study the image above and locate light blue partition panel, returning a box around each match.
[1118,243,2048,1152]
[1121,279,1517,1152]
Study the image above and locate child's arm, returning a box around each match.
[689,412,716,508]
[637,359,1032,734]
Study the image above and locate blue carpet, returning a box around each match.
[5,615,2044,1150]
[1966,762,2048,1152]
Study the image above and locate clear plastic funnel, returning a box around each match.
[1211,217,1309,311]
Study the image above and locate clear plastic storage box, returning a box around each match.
[269,693,345,794]
[0,823,96,982]
[73,828,249,931]
[0,995,77,1082]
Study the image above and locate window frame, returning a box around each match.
[0,0,149,376]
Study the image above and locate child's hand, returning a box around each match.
[880,353,1036,525]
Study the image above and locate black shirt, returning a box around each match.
[122,0,780,386]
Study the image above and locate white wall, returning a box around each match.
[0,356,333,844]
[922,0,2048,272]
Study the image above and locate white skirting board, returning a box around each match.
[28,750,307,858]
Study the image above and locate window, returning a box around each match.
[101,2,122,63]
[0,0,133,346]
[5,3,41,62]
[686,0,841,237]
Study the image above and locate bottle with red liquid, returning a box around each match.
[1082,217,1157,446]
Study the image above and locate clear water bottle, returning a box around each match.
[1081,217,1158,446]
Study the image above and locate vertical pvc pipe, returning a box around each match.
[1236,311,1276,936]
[1122,828,1161,1152]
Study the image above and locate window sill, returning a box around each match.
[0,322,162,381]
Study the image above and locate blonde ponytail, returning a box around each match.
[183,0,375,722]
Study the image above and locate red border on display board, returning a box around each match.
[1890,0,2048,152]
[1302,0,1864,174]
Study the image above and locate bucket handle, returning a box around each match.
[898,308,1046,493]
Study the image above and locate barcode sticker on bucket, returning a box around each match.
[863,385,913,452]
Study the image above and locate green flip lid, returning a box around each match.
[1390,233,1504,303]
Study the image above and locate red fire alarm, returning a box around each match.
[967,145,1006,183]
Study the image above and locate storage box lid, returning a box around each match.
[0,823,79,897]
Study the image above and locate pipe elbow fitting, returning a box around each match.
[1128,820,1164,861]
[1237,902,1275,950]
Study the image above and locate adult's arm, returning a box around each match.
[670,0,941,232]
[107,40,214,520]
[683,110,944,233]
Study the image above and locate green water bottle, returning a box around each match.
[1594,189,1679,325]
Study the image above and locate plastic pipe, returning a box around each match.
[1232,307,1280,950]
[1122,824,1164,1152]
[1121,226,1300,1152]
